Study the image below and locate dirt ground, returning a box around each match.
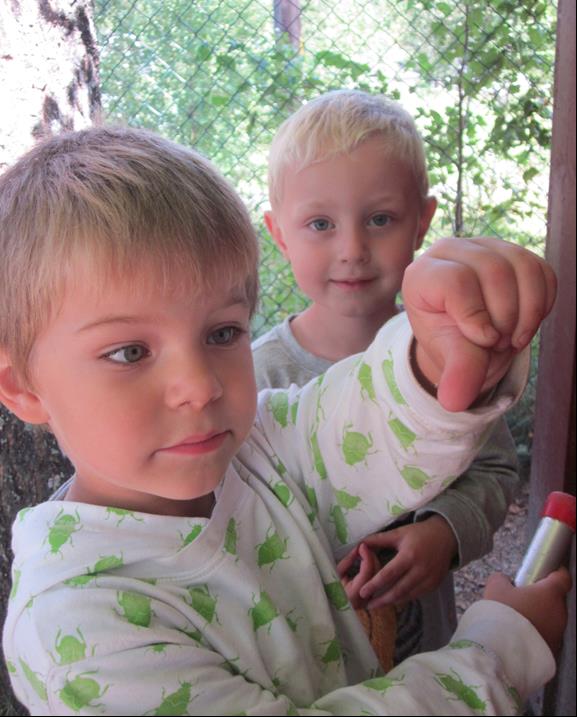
[454,480,530,615]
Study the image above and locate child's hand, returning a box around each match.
[337,542,381,609]
[483,568,571,655]
[402,237,557,411]
[355,516,458,610]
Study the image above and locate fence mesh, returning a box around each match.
[93,0,557,456]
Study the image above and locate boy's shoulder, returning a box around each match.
[251,317,290,353]
[252,315,331,390]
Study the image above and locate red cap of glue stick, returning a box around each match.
[542,491,576,532]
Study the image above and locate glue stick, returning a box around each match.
[515,491,576,586]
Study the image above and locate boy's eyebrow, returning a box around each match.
[296,193,405,211]
[76,293,250,333]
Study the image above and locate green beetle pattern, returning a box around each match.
[382,353,406,404]
[179,524,203,549]
[272,481,294,508]
[310,430,328,480]
[117,591,152,627]
[388,416,416,451]
[148,682,196,715]
[223,517,238,557]
[52,628,90,665]
[59,671,109,711]
[386,499,409,518]
[290,397,299,424]
[269,391,289,428]
[434,669,487,713]
[256,527,289,569]
[249,591,279,632]
[9,568,21,600]
[105,506,144,526]
[304,485,319,524]
[187,585,219,624]
[19,658,47,702]
[329,504,348,544]
[358,362,377,403]
[335,489,361,510]
[64,554,124,588]
[319,636,342,666]
[46,509,82,555]
[400,465,430,491]
[341,424,376,466]
[324,581,349,611]
[362,674,405,693]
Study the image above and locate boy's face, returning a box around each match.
[18,265,257,516]
[266,135,436,322]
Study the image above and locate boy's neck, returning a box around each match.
[291,303,399,362]
[64,476,216,518]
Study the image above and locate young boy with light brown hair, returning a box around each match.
[0,125,568,716]
[253,89,524,663]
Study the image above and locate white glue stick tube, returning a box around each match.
[515,491,576,587]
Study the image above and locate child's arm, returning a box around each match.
[482,568,570,655]
[349,418,519,608]
[403,236,556,412]
[9,572,568,716]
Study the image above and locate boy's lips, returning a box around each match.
[158,431,229,455]
[330,277,376,290]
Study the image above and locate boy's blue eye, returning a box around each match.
[207,326,242,345]
[368,213,391,227]
[309,218,333,232]
[104,345,149,364]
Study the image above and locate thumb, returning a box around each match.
[536,567,572,595]
[362,529,400,551]
[483,571,513,601]
[435,334,491,412]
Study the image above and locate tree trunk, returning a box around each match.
[0,0,101,170]
[0,2,101,713]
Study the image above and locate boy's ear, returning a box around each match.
[415,196,437,251]
[264,210,289,258]
[0,351,50,425]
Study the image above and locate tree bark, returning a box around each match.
[0,2,101,712]
[0,0,101,170]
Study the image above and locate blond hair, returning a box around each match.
[268,89,429,208]
[0,126,259,378]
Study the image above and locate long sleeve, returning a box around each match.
[255,313,529,557]
[414,417,519,567]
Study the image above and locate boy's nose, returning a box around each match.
[164,353,223,410]
[338,225,370,264]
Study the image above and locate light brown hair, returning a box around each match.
[0,126,259,379]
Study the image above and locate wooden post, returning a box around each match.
[273,0,301,50]
[528,1,575,714]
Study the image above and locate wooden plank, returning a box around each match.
[528,1,575,714]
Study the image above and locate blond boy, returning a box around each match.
[254,90,523,659]
[0,126,567,716]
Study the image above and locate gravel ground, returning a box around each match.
[454,481,530,616]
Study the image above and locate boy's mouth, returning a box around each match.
[330,277,375,290]
[158,431,229,456]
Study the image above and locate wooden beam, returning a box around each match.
[528,1,575,714]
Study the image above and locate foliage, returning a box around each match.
[400,0,556,246]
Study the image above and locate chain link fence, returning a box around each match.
[94,0,556,461]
